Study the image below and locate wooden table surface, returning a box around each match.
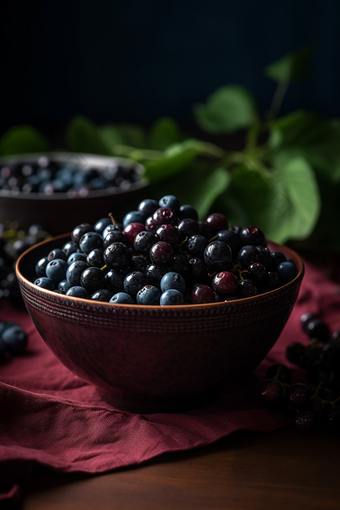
[18,425,340,510]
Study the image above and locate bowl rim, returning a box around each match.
[0,151,147,201]
[16,232,305,311]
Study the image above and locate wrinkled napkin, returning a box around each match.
[1,261,340,502]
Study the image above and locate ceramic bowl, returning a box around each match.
[16,234,304,413]
[0,152,147,235]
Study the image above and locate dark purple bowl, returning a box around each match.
[16,234,304,413]
[0,152,147,235]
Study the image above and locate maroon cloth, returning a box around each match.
[1,261,340,502]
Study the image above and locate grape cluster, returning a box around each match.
[260,314,340,433]
[0,222,51,305]
[0,155,140,196]
[32,194,297,305]
[0,320,28,361]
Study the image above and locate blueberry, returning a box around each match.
[0,322,19,336]
[136,285,161,305]
[103,229,126,248]
[160,289,184,306]
[305,318,331,343]
[102,223,123,239]
[158,195,180,212]
[1,325,27,354]
[178,204,198,221]
[204,241,232,271]
[237,279,258,298]
[177,218,199,240]
[94,217,112,235]
[66,286,90,299]
[271,251,287,268]
[35,257,49,277]
[239,225,265,246]
[137,198,159,217]
[103,242,132,270]
[160,272,186,294]
[47,248,67,262]
[216,229,242,259]
[109,292,135,304]
[247,262,268,284]
[71,223,95,243]
[105,269,125,294]
[46,258,68,282]
[237,245,261,269]
[62,241,78,258]
[276,261,297,284]
[58,279,72,294]
[186,235,208,258]
[34,277,55,290]
[87,248,104,268]
[133,231,156,255]
[66,261,89,286]
[67,252,87,265]
[122,210,146,228]
[146,264,168,287]
[79,232,103,255]
[91,289,113,302]
[124,271,149,298]
[80,267,106,294]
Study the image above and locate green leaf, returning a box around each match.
[193,85,257,134]
[66,116,111,155]
[227,165,275,230]
[182,167,230,219]
[269,157,321,242]
[144,140,199,182]
[264,44,314,83]
[269,110,340,181]
[225,158,320,243]
[148,117,182,151]
[98,125,125,152]
[0,125,50,156]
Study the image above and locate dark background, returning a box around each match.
[1,0,340,136]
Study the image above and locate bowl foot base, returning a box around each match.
[96,387,220,414]
[96,378,250,414]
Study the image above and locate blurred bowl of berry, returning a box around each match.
[16,195,304,413]
[0,152,147,236]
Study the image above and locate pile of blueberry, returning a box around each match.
[32,194,297,305]
[260,314,340,433]
[0,320,27,362]
[0,155,140,196]
[1,222,51,305]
